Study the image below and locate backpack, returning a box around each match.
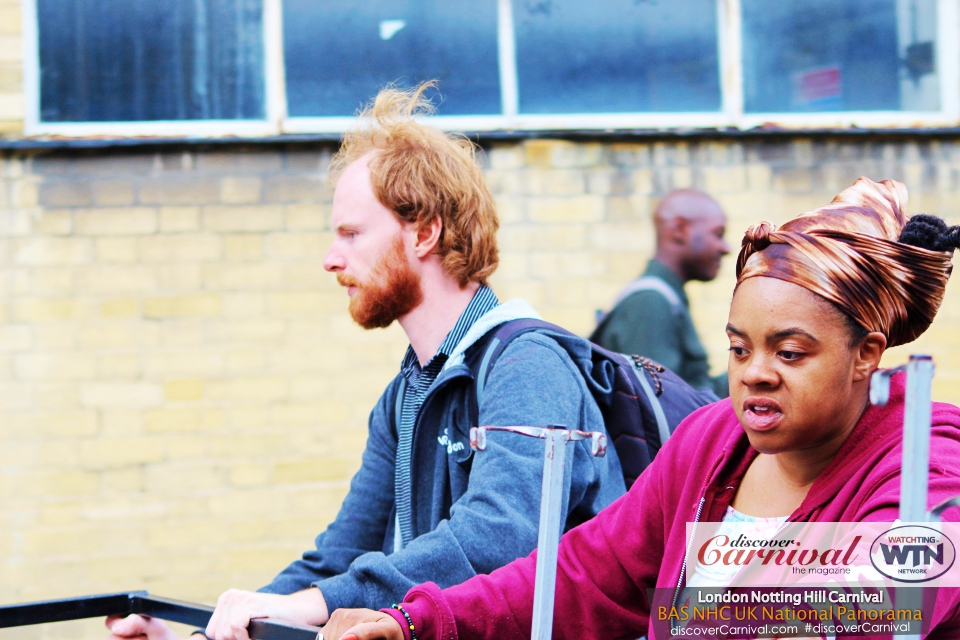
[471,319,717,489]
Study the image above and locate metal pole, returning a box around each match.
[530,429,567,640]
[469,425,606,640]
[900,355,934,524]
[896,355,934,640]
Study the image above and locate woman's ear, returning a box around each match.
[414,216,443,258]
[853,332,887,382]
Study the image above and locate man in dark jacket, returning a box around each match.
[591,189,730,398]
[107,86,624,640]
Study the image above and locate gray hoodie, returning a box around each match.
[259,299,626,612]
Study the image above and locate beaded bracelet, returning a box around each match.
[391,603,418,640]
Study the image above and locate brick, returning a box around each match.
[528,196,604,223]
[0,92,23,119]
[487,145,525,170]
[494,196,524,224]
[35,210,73,235]
[525,169,585,196]
[225,349,269,374]
[138,177,220,205]
[221,292,266,317]
[159,206,201,232]
[100,468,145,494]
[273,457,355,484]
[92,179,136,206]
[10,179,39,207]
[524,140,602,168]
[263,175,329,203]
[13,237,93,265]
[207,319,286,344]
[75,265,157,293]
[0,324,31,351]
[101,298,139,317]
[203,205,284,232]
[220,176,262,204]
[224,234,264,261]
[97,353,141,379]
[0,209,31,236]
[14,353,97,380]
[79,436,166,467]
[0,66,21,92]
[143,295,221,318]
[266,291,339,315]
[143,351,223,377]
[95,237,139,263]
[702,166,747,194]
[284,203,329,230]
[265,232,330,259]
[139,234,221,263]
[79,321,159,349]
[12,298,93,322]
[75,207,158,235]
[202,264,284,290]
[205,377,287,403]
[97,407,146,436]
[145,408,224,433]
[164,379,204,401]
[33,323,77,350]
[79,383,163,409]
[197,151,283,173]
[7,410,98,437]
[158,264,203,291]
[39,180,92,207]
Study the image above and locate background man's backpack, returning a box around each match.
[472,319,717,488]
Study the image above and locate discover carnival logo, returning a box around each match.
[869,525,956,583]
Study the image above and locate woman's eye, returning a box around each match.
[729,346,747,357]
[779,350,802,361]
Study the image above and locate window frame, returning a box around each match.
[21,0,960,137]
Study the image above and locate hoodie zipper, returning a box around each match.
[672,495,706,610]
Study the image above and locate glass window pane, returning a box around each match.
[514,0,721,114]
[38,0,265,122]
[742,0,939,113]
[284,0,501,117]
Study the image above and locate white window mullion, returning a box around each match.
[937,0,960,122]
[497,0,520,121]
[21,0,41,135]
[718,0,743,129]
[264,0,288,133]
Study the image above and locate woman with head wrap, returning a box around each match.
[323,178,960,640]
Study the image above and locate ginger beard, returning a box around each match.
[337,235,424,329]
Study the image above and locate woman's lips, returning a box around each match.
[742,397,784,432]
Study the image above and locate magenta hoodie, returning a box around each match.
[384,372,960,640]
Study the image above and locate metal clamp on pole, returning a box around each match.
[470,425,606,640]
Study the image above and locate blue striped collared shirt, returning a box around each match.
[394,284,499,549]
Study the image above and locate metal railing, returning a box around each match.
[0,591,321,640]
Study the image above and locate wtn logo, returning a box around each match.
[870,525,956,583]
[879,542,944,567]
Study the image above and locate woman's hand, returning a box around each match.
[323,608,404,640]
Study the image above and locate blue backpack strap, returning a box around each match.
[628,360,672,446]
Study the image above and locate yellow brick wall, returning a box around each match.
[2,138,959,639]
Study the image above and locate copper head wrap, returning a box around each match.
[736,177,955,347]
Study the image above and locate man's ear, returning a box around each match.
[670,216,691,246]
[413,216,443,258]
[853,332,887,382]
